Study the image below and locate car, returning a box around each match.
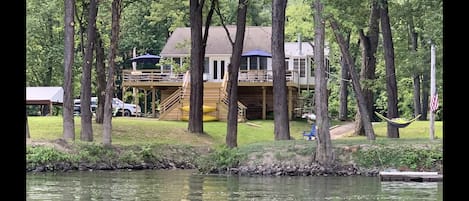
[109,97,141,117]
[74,97,141,117]
[73,98,97,116]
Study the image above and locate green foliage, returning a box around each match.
[355,144,442,170]
[285,1,314,41]
[76,142,117,163]
[120,0,168,56]
[196,145,246,173]
[26,146,74,168]
[138,144,157,162]
[118,150,141,164]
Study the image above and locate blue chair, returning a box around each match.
[303,124,316,140]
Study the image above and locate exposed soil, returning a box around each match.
[329,121,355,139]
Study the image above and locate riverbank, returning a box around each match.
[26,138,443,176]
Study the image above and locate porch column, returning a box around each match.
[49,102,53,116]
[262,86,266,120]
[152,87,156,118]
[288,86,293,120]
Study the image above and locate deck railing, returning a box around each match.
[122,69,185,83]
[237,70,298,83]
[123,69,299,84]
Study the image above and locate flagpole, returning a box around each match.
[429,43,436,140]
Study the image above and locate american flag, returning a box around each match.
[430,93,439,112]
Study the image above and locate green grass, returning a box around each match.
[27,116,442,148]
[344,121,443,140]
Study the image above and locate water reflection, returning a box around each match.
[26,169,442,201]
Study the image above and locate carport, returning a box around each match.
[26,87,63,116]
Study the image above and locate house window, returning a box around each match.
[204,57,209,73]
[163,57,172,73]
[260,57,267,70]
[240,57,247,70]
[310,57,314,76]
[221,60,225,78]
[293,58,299,73]
[173,57,181,66]
[300,58,306,77]
[213,60,218,79]
[249,57,258,70]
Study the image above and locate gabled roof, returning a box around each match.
[26,87,64,105]
[160,26,272,56]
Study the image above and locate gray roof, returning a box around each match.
[160,26,272,56]
[26,87,63,105]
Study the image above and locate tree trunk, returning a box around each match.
[45,16,54,87]
[226,0,248,148]
[421,71,429,120]
[188,0,207,134]
[408,14,422,118]
[272,0,290,140]
[80,0,98,142]
[329,17,376,140]
[103,0,122,146]
[380,0,399,138]
[313,0,333,166]
[63,0,75,140]
[95,30,106,124]
[338,31,350,121]
[354,0,380,136]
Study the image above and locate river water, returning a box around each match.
[26,169,442,200]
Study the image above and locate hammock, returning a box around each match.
[374,112,421,128]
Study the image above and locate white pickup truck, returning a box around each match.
[74,97,141,117]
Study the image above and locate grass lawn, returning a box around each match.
[27,116,442,147]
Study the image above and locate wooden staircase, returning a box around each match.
[158,71,247,121]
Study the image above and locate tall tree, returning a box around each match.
[103,0,122,146]
[219,0,248,148]
[188,0,215,134]
[380,0,399,138]
[329,16,375,141]
[95,30,106,124]
[407,8,421,119]
[80,0,98,142]
[63,0,76,140]
[354,0,380,136]
[338,31,350,121]
[312,0,333,165]
[272,0,290,140]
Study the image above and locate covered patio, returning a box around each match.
[26,87,64,116]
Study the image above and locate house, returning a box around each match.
[121,26,329,121]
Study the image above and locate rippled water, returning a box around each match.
[26,169,443,200]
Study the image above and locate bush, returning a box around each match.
[196,145,246,173]
[354,144,442,171]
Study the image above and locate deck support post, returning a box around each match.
[152,87,156,118]
[288,86,293,120]
[143,89,148,116]
[262,86,266,120]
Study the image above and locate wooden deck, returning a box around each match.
[379,171,443,182]
[122,69,304,88]
[120,69,311,120]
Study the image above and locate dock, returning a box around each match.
[379,171,443,182]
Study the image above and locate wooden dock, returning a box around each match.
[379,171,443,182]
